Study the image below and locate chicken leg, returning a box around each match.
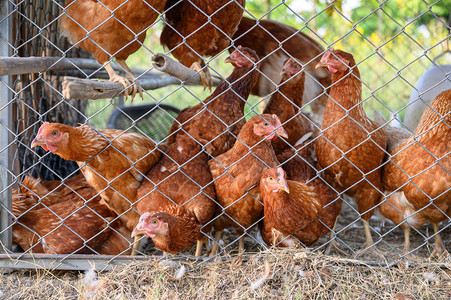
[195,236,209,257]
[104,61,142,101]
[190,61,212,91]
[209,230,222,257]
[237,236,245,255]
[324,218,346,256]
[131,235,140,256]
[355,220,384,259]
[429,223,449,260]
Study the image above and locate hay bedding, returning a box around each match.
[1,248,450,299]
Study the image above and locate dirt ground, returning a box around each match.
[1,193,450,299]
[1,248,450,299]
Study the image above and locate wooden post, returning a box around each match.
[0,0,12,252]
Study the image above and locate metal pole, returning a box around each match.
[0,0,12,252]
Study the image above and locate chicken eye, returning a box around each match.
[151,219,158,225]
[264,122,269,126]
[51,131,58,136]
[294,65,299,69]
[269,177,273,181]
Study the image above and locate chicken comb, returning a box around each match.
[276,167,285,179]
[36,122,50,136]
[272,114,282,128]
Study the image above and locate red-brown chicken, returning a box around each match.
[12,175,131,255]
[31,123,161,253]
[232,17,331,122]
[60,0,167,98]
[208,114,287,255]
[315,49,387,255]
[263,58,316,155]
[133,133,216,255]
[166,46,259,156]
[161,0,245,88]
[381,89,451,258]
[275,138,342,253]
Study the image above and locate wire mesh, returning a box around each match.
[0,0,450,270]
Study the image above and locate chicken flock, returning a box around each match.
[12,1,450,260]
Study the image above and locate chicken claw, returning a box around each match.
[429,223,450,261]
[105,62,143,101]
[191,61,212,91]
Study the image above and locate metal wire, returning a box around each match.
[0,0,450,271]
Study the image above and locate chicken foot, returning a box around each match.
[355,220,384,259]
[324,218,346,256]
[429,223,450,260]
[104,61,143,101]
[190,61,212,91]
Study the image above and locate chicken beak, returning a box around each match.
[278,181,289,194]
[315,60,329,69]
[31,136,44,148]
[131,225,145,238]
[280,68,288,76]
[224,56,234,64]
[276,127,288,139]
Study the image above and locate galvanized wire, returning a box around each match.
[0,0,450,270]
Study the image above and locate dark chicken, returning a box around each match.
[161,0,245,89]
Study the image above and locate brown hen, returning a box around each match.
[315,49,387,254]
[381,89,451,258]
[275,139,342,252]
[263,58,316,155]
[12,175,131,255]
[208,114,287,255]
[60,0,166,98]
[232,17,331,122]
[260,167,337,247]
[166,46,259,156]
[134,133,216,255]
[161,0,245,88]
[31,123,161,253]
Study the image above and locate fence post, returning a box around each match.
[0,0,12,252]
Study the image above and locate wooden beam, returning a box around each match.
[0,56,163,77]
[152,53,221,86]
[62,76,182,100]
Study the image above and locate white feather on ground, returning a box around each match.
[250,259,271,290]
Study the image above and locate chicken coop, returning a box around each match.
[0,0,450,271]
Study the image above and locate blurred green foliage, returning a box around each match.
[86,0,450,129]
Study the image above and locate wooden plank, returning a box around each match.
[0,57,163,77]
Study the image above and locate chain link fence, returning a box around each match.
[0,0,450,270]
